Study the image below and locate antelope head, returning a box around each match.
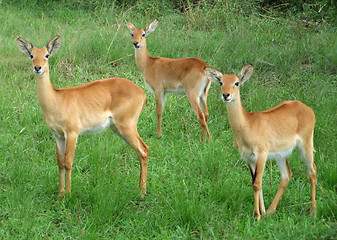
[126,19,158,49]
[204,64,254,103]
[17,35,61,75]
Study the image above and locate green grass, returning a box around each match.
[1,1,336,239]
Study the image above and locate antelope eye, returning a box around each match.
[30,54,33,59]
[142,33,145,37]
[131,33,134,37]
[234,81,240,86]
[45,54,49,58]
[219,81,223,86]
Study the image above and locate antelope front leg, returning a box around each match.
[248,164,265,217]
[56,144,65,199]
[64,133,78,196]
[55,135,66,200]
[154,91,164,137]
[259,189,266,216]
[252,153,267,220]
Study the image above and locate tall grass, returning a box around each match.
[0,1,336,239]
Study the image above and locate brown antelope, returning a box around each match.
[17,35,149,199]
[204,64,316,220]
[126,19,212,142]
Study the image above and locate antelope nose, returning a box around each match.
[34,66,41,72]
[133,42,138,47]
[223,93,230,99]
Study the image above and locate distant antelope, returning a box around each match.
[17,35,149,199]
[126,19,212,142]
[204,64,316,220]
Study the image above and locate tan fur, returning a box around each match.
[204,64,316,220]
[17,36,149,199]
[126,19,212,142]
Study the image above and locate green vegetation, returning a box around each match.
[1,0,336,239]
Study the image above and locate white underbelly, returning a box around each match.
[241,146,295,165]
[268,147,295,161]
[80,117,113,135]
[145,81,186,95]
[164,86,185,95]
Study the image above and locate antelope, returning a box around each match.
[17,35,149,199]
[204,64,316,220]
[126,19,212,142]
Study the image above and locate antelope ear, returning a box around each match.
[238,64,254,84]
[17,37,33,56]
[144,19,158,37]
[204,67,223,84]
[46,35,61,56]
[125,19,136,33]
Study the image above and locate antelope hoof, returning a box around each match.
[310,207,317,215]
[58,193,65,202]
[253,211,261,221]
[199,132,210,144]
[139,184,147,198]
[140,190,147,199]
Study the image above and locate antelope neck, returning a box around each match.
[226,93,249,132]
[134,42,150,73]
[35,68,57,113]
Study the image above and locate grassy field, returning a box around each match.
[0,1,336,239]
